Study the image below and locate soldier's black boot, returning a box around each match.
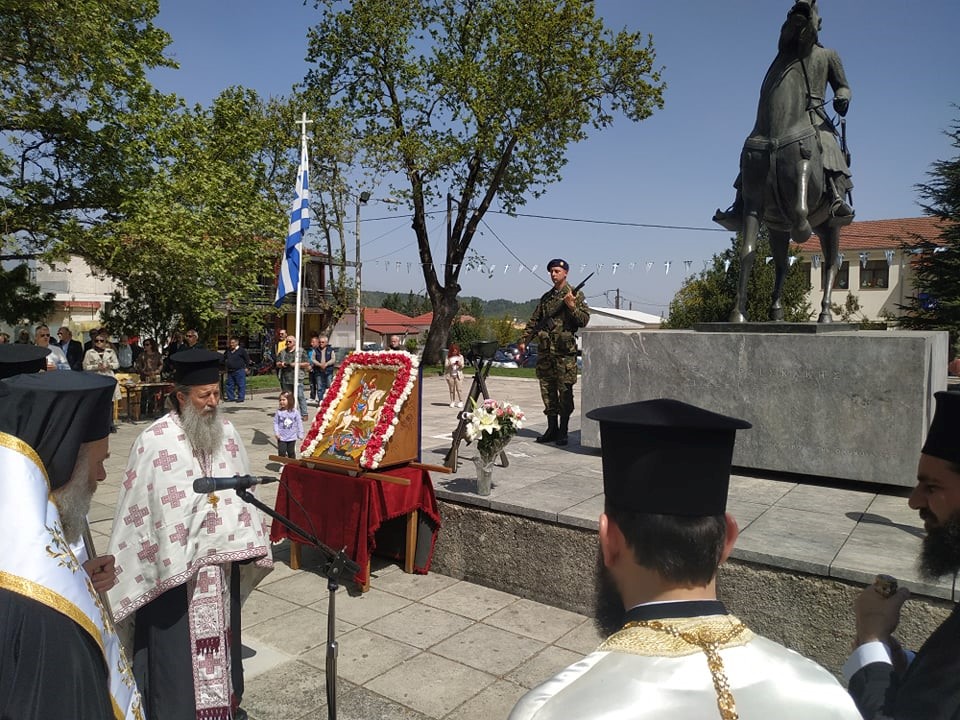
[536,415,559,443]
[556,416,570,446]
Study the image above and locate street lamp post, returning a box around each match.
[355,191,371,351]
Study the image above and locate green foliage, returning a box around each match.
[448,319,482,350]
[0,264,55,325]
[899,113,960,351]
[663,232,812,327]
[304,0,665,361]
[0,0,175,254]
[381,291,432,316]
[476,315,518,346]
[86,89,297,338]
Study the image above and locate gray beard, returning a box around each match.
[55,446,95,544]
[179,401,224,457]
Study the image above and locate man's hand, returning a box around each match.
[83,554,117,594]
[854,584,910,646]
[833,96,849,116]
[563,289,576,310]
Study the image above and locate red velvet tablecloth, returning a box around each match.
[270,464,441,586]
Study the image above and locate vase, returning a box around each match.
[474,456,494,496]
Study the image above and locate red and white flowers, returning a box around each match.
[300,351,420,470]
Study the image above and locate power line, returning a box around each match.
[487,210,728,233]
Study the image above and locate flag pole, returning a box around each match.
[274,112,312,418]
[292,114,311,418]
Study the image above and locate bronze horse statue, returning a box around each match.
[714,0,854,323]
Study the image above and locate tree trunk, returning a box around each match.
[422,287,460,364]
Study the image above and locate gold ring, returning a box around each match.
[873,574,898,598]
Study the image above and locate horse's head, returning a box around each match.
[779,0,821,58]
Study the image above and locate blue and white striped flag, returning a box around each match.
[274,142,310,307]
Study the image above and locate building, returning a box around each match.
[793,216,945,321]
[1,255,120,340]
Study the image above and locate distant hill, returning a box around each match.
[362,290,537,320]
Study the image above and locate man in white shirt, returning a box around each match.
[34,324,70,370]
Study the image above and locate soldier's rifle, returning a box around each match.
[529,271,594,336]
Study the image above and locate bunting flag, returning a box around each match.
[885,249,895,266]
[788,256,797,266]
[764,256,773,264]
[580,264,587,273]
[503,264,510,274]
[408,262,413,273]
[859,252,869,268]
[838,252,845,266]
[629,262,636,271]
[531,264,538,273]
[812,254,821,269]
[723,258,731,273]
[646,261,654,273]
[683,260,692,273]
[664,261,671,275]
[612,262,619,275]
[274,140,310,307]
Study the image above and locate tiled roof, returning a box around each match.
[793,216,946,252]
[409,312,476,325]
[362,307,421,334]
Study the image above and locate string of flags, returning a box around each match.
[367,246,947,276]
[368,259,704,276]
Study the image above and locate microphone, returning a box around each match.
[192,475,278,494]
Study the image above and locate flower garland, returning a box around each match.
[300,351,420,469]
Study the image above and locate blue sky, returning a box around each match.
[152,1,959,311]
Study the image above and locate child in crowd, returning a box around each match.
[274,390,303,458]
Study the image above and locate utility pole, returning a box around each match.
[354,191,371,351]
[615,288,621,310]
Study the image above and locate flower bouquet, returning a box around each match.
[465,398,525,495]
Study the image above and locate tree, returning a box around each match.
[85,89,297,340]
[663,231,812,328]
[899,114,960,354]
[303,0,665,362]
[0,264,54,326]
[0,0,174,254]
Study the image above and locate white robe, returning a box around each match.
[510,615,861,720]
[107,412,273,621]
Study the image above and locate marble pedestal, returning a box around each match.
[580,327,949,487]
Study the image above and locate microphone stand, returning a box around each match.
[235,487,359,720]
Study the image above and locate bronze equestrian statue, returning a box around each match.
[714,0,854,323]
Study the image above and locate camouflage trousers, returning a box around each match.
[535,354,578,417]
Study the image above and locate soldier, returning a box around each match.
[519,258,590,446]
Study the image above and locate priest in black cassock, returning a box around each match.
[844,390,960,719]
[0,369,143,719]
[509,398,861,720]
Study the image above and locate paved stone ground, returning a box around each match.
[87,369,940,719]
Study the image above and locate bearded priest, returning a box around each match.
[107,349,272,720]
[509,398,861,720]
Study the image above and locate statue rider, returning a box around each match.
[714,0,854,234]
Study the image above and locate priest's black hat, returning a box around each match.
[0,344,50,379]
[0,372,117,488]
[921,391,960,465]
[171,348,221,385]
[586,399,751,516]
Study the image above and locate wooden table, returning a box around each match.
[270,464,441,590]
[120,382,173,422]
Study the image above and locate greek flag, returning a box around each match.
[274,142,310,307]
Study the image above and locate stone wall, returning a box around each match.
[432,499,951,676]
[580,328,949,487]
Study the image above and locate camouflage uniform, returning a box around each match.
[521,282,590,421]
